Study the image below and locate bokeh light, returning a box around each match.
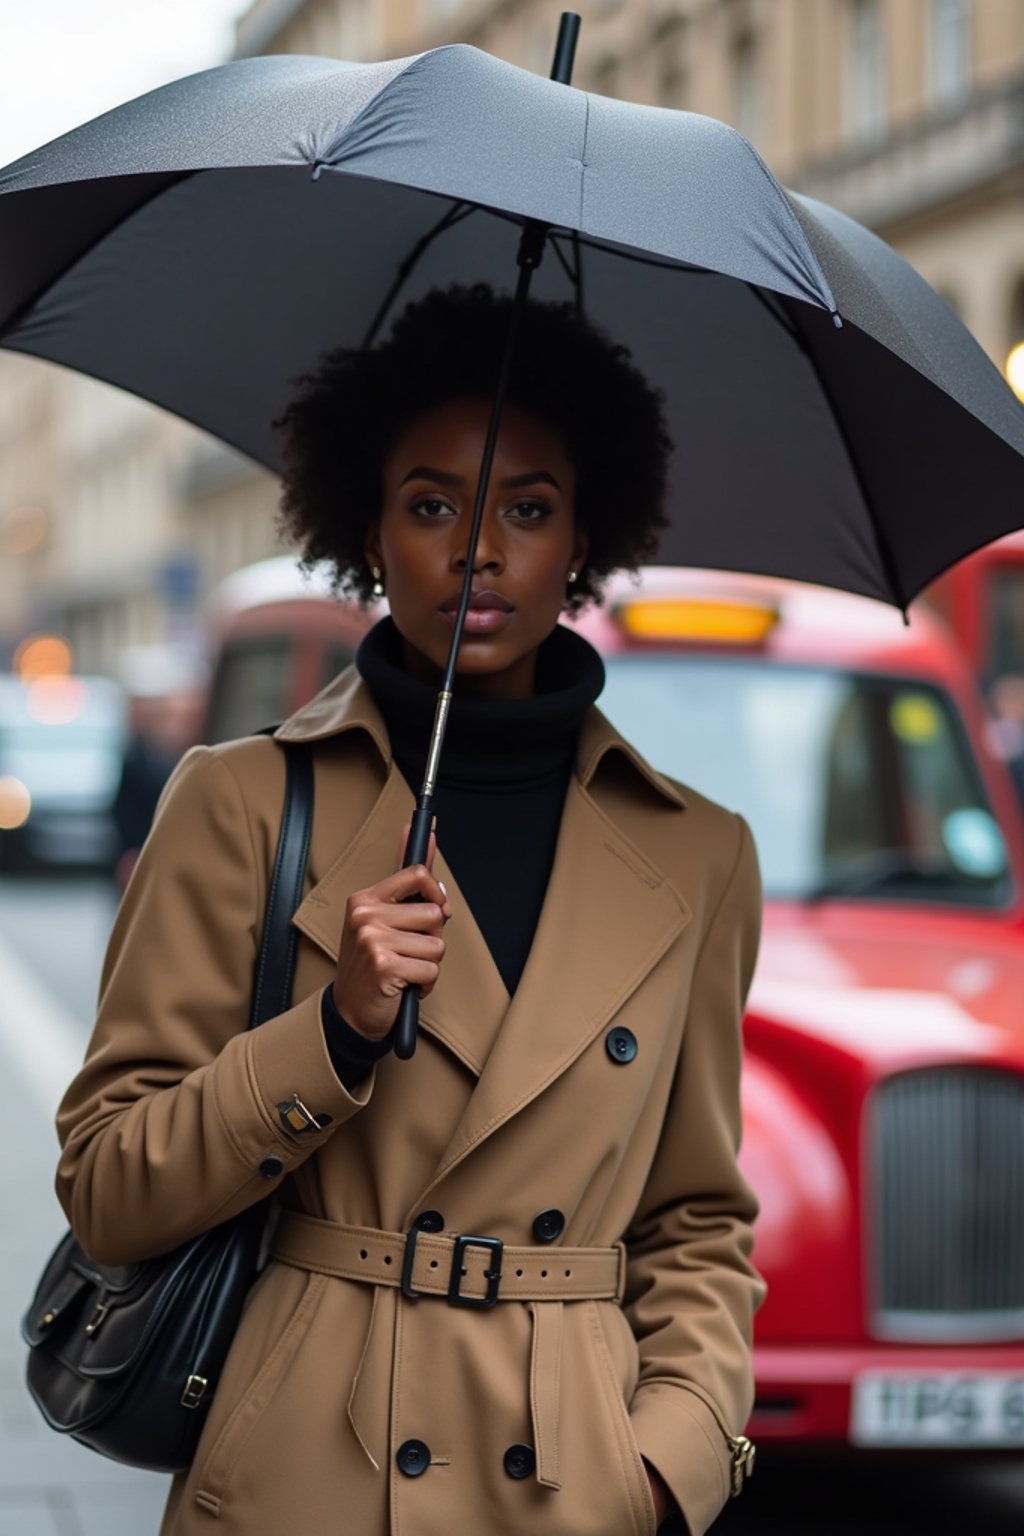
[1006,341,1024,403]
[25,676,87,724]
[13,634,73,681]
[0,777,31,830]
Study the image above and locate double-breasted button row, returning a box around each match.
[396,1439,431,1477]
[397,1439,536,1481]
[606,1026,638,1064]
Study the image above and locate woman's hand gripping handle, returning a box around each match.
[392,801,435,1059]
[331,806,451,1057]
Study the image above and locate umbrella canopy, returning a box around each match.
[2,45,1024,610]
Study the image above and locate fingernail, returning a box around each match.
[438,880,448,900]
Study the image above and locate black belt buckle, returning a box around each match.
[448,1234,503,1308]
[401,1225,424,1301]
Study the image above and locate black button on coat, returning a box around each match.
[396,1439,431,1477]
[503,1444,536,1479]
[606,1026,638,1063]
[532,1208,565,1242]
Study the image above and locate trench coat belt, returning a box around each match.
[272,1211,627,1489]
[271,1209,626,1304]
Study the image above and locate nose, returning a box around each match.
[451,506,504,575]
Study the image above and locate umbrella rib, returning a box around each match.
[359,200,476,350]
[745,283,804,345]
[0,169,192,340]
[548,232,580,292]
[786,301,909,616]
[571,231,585,315]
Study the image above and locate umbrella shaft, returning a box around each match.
[394,225,546,1061]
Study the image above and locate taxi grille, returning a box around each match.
[871,1068,1024,1341]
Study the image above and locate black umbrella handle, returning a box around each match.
[393,796,436,1060]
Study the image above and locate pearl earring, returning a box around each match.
[567,570,578,585]
[371,566,385,599]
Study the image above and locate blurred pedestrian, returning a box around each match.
[112,648,199,889]
[55,287,763,1535]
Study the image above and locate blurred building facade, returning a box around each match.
[1,0,1022,676]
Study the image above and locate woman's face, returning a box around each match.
[367,397,587,699]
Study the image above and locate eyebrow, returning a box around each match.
[399,465,562,491]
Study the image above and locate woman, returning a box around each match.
[56,286,764,1536]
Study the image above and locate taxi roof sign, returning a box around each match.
[615,595,780,645]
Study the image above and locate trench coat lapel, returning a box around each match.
[424,745,691,1189]
[281,678,508,1078]
[279,673,688,1117]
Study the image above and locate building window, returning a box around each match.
[732,32,761,144]
[846,0,887,144]
[929,0,971,109]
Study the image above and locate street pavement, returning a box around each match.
[1,872,1023,1535]
[0,876,168,1536]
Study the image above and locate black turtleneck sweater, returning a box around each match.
[321,617,605,1086]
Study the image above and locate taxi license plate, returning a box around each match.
[851,1372,1024,1446]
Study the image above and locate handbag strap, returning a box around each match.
[249,738,315,1029]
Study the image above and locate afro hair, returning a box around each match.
[274,284,672,612]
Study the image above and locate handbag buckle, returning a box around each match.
[181,1374,208,1409]
[448,1235,503,1309]
[84,1301,109,1336]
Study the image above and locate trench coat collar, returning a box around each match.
[276,665,690,1155]
[275,662,687,810]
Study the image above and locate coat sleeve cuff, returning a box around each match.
[320,984,394,1089]
[235,989,376,1164]
[630,1387,733,1536]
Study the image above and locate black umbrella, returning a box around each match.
[3,17,1024,1052]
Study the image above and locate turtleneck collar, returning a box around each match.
[355,616,605,790]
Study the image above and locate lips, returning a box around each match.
[439,589,514,614]
[438,587,515,636]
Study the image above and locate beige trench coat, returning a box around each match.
[56,666,764,1536]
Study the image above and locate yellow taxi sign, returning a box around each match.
[615,595,779,645]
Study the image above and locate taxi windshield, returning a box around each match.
[600,656,1012,907]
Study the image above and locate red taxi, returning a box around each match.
[925,529,1024,687]
[201,558,1024,1455]
[576,569,1024,1456]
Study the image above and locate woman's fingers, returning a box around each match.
[385,954,443,998]
[355,863,449,913]
[350,901,446,933]
[394,826,452,921]
[356,927,445,962]
[333,857,453,1037]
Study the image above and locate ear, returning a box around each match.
[571,528,589,575]
[364,524,382,572]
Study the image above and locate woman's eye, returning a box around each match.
[509,500,550,522]
[413,498,455,519]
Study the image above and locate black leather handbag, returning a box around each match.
[21,739,314,1473]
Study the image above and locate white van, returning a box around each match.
[0,674,127,870]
